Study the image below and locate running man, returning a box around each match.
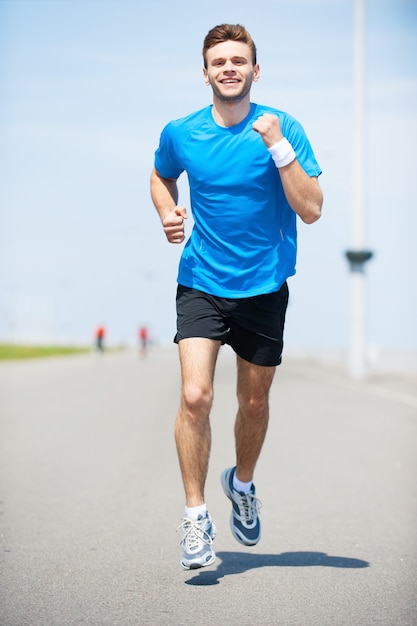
[150,23,323,570]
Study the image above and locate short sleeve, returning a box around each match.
[154,123,184,179]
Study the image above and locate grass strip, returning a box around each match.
[0,344,91,360]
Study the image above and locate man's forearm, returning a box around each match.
[279,160,323,224]
[150,168,179,222]
[150,168,188,244]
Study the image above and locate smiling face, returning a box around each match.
[203,40,260,104]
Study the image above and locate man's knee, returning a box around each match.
[181,382,213,416]
[238,392,269,419]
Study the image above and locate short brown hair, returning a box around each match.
[202,24,257,69]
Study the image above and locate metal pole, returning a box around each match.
[345,0,373,379]
[353,0,365,250]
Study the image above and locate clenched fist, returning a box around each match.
[162,207,188,244]
[252,113,283,148]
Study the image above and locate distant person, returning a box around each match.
[138,325,149,355]
[150,23,323,570]
[95,326,106,352]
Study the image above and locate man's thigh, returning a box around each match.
[236,355,276,403]
[178,337,221,391]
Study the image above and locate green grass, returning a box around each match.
[0,344,91,360]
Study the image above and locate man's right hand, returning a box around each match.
[162,207,188,243]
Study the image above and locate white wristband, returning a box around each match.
[268,138,296,169]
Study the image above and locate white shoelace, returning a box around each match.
[177,518,213,549]
[234,492,262,522]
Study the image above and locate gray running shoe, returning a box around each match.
[221,467,262,546]
[177,513,217,570]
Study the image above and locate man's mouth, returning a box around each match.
[220,78,240,84]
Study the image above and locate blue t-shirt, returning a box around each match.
[154,102,321,298]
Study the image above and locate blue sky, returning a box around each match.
[1,0,416,353]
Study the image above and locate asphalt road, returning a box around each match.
[1,346,416,626]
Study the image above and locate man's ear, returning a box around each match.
[203,68,210,85]
[253,64,260,82]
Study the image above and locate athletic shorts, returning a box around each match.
[174,282,289,367]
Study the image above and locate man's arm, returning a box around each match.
[277,162,322,224]
[252,114,323,224]
[150,168,188,243]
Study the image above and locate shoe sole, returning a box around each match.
[181,550,216,570]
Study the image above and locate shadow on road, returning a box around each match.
[185,551,370,586]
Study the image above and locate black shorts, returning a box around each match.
[174,282,289,367]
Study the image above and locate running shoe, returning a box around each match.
[221,466,262,546]
[177,513,217,570]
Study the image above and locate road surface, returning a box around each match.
[1,346,416,625]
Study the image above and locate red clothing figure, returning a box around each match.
[95,326,106,351]
[139,326,149,354]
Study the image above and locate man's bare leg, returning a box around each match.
[234,355,276,483]
[175,337,221,507]
[219,355,275,546]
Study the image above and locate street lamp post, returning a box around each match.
[345,0,374,379]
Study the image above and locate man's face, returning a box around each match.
[203,40,260,103]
